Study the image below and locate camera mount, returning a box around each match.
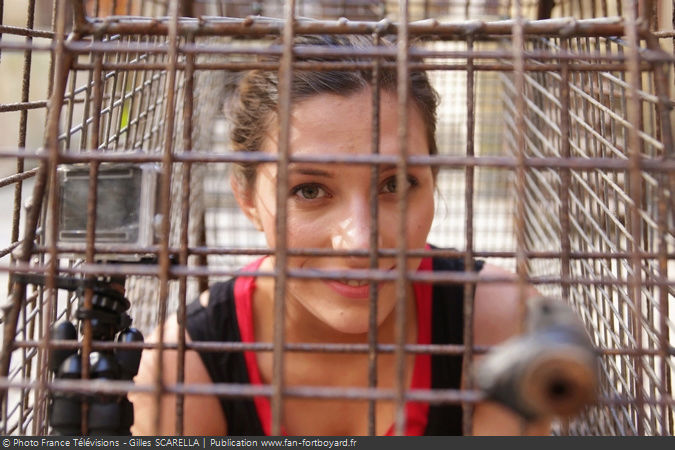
[15,272,144,435]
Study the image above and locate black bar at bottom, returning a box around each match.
[1,436,674,450]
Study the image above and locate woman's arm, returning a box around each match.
[130,292,228,435]
[471,263,551,436]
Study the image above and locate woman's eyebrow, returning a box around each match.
[288,166,334,177]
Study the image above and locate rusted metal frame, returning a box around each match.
[7,373,675,408]
[0,25,56,39]
[8,258,675,288]
[39,0,74,435]
[460,33,477,437]
[596,32,617,423]
[574,280,639,368]
[16,1,36,427]
[101,44,124,150]
[125,35,153,149]
[392,0,410,437]
[75,39,105,433]
[110,37,134,149]
[1,0,5,66]
[126,45,675,66]
[175,29,196,437]
[129,52,164,149]
[78,41,98,154]
[640,55,661,434]
[579,37,606,379]
[131,35,163,150]
[269,0,295,436]
[624,1,647,435]
[143,36,171,151]
[65,60,667,73]
[0,101,49,113]
[511,1,529,434]
[366,30,382,437]
[122,35,144,149]
[16,38,645,64]
[10,334,675,358]
[644,33,675,437]
[6,146,675,172]
[63,64,80,150]
[0,375,487,404]
[58,39,675,64]
[10,0,36,303]
[17,290,39,435]
[21,241,675,262]
[151,0,181,436]
[71,15,634,38]
[572,257,661,358]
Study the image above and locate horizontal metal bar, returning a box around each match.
[5,262,675,288]
[58,40,675,65]
[9,339,673,357]
[0,101,49,113]
[0,167,39,189]
[1,149,668,172]
[69,60,657,73]
[74,16,637,39]
[0,25,55,39]
[24,243,675,261]
[1,377,673,407]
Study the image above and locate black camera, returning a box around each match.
[46,162,158,435]
[53,162,161,260]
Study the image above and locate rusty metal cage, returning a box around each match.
[0,0,673,437]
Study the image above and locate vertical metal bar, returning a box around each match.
[393,0,410,437]
[175,31,196,436]
[367,31,382,437]
[77,42,104,434]
[624,0,645,436]
[64,69,79,151]
[461,34,476,437]
[152,0,180,436]
[511,0,528,332]
[126,35,147,150]
[509,2,530,434]
[12,0,36,434]
[0,0,5,427]
[558,35,573,436]
[103,46,122,149]
[90,47,104,151]
[645,32,674,436]
[37,0,72,436]
[271,0,295,436]
[112,39,132,149]
[11,0,36,282]
[0,0,4,64]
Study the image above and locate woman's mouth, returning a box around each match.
[325,279,375,299]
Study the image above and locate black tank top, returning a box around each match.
[185,256,483,435]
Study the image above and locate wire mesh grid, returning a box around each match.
[0,0,673,437]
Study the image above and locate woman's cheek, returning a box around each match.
[286,212,327,249]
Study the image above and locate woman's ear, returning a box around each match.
[230,176,263,231]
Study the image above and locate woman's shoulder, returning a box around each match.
[473,263,538,346]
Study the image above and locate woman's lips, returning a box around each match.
[325,280,374,299]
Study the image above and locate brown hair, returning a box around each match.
[227,34,439,191]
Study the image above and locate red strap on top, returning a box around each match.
[234,256,433,436]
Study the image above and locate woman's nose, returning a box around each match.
[330,199,375,251]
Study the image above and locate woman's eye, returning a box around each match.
[291,183,326,200]
[380,176,418,194]
[382,178,398,194]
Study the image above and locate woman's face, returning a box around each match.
[239,88,435,335]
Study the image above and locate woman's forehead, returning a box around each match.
[261,90,429,157]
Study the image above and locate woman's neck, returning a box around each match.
[253,256,418,347]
